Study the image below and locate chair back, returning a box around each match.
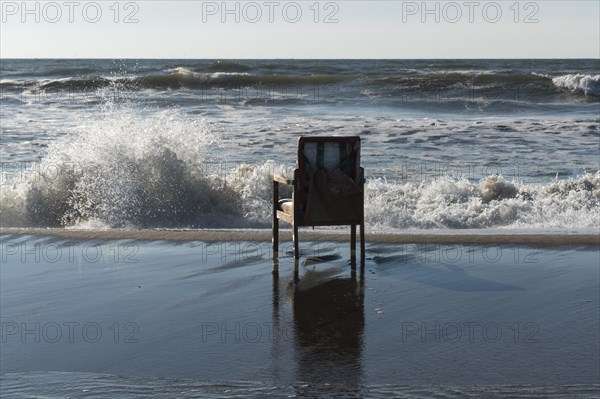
[295,136,362,224]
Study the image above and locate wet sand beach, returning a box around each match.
[1,232,598,397]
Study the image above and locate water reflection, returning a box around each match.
[274,258,365,394]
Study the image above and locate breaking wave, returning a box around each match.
[365,174,600,230]
[0,71,354,93]
[551,74,600,96]
[3,68,599,101]
[1,103,598,230]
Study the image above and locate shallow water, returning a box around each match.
[1,235,598,397]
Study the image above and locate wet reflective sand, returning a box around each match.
[1,235,598,397]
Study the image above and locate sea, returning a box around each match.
[1,58,599,231]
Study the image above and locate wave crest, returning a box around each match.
[365,173,599,230]
[552,74,600,96]
[1,103,598,230]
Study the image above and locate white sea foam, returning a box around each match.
[365,174,599,230]
[1,98,598,230]
[1,117,598,230]
[0,105,289,229]
[168,67,250,81]
[552,74,600,96]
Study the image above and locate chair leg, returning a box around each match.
[293,258,300,281]
[272,218,279,273]
[272,219,279,259]
[351,224,357,259]
[272,180,279,260]
[360,221,365,259]
[293,223,299,258]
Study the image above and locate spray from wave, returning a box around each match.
[0,102,290,229]
[1,100,599,230]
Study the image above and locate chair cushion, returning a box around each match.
[278,199,293,214]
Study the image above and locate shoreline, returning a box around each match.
[1,227,598,246]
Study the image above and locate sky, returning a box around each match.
[0,0,599,58]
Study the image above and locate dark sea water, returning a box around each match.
[1,59,599,229]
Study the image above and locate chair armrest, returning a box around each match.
[273,175,294,185]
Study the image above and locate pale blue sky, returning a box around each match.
[1,1,598,58]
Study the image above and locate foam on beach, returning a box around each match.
[0,104,598,231]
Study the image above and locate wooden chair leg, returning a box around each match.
[293,223,299,258]
[360,221,365,259]
[293,258,299,281]
[351,224,357,259]
[272,180,279,260]
[272,219,279,261]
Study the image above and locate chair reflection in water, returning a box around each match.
[272,136,365,261]
[272,258,365,393]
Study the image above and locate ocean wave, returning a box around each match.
[2,162,598,230]
[1,105,598,230]
[365,174,599,230]
[4,155,598,229]
[372,72,600,101]
[552,74,600,96]
[0,71,355,93]
[372,72,550,87]
[3,69,599,103]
